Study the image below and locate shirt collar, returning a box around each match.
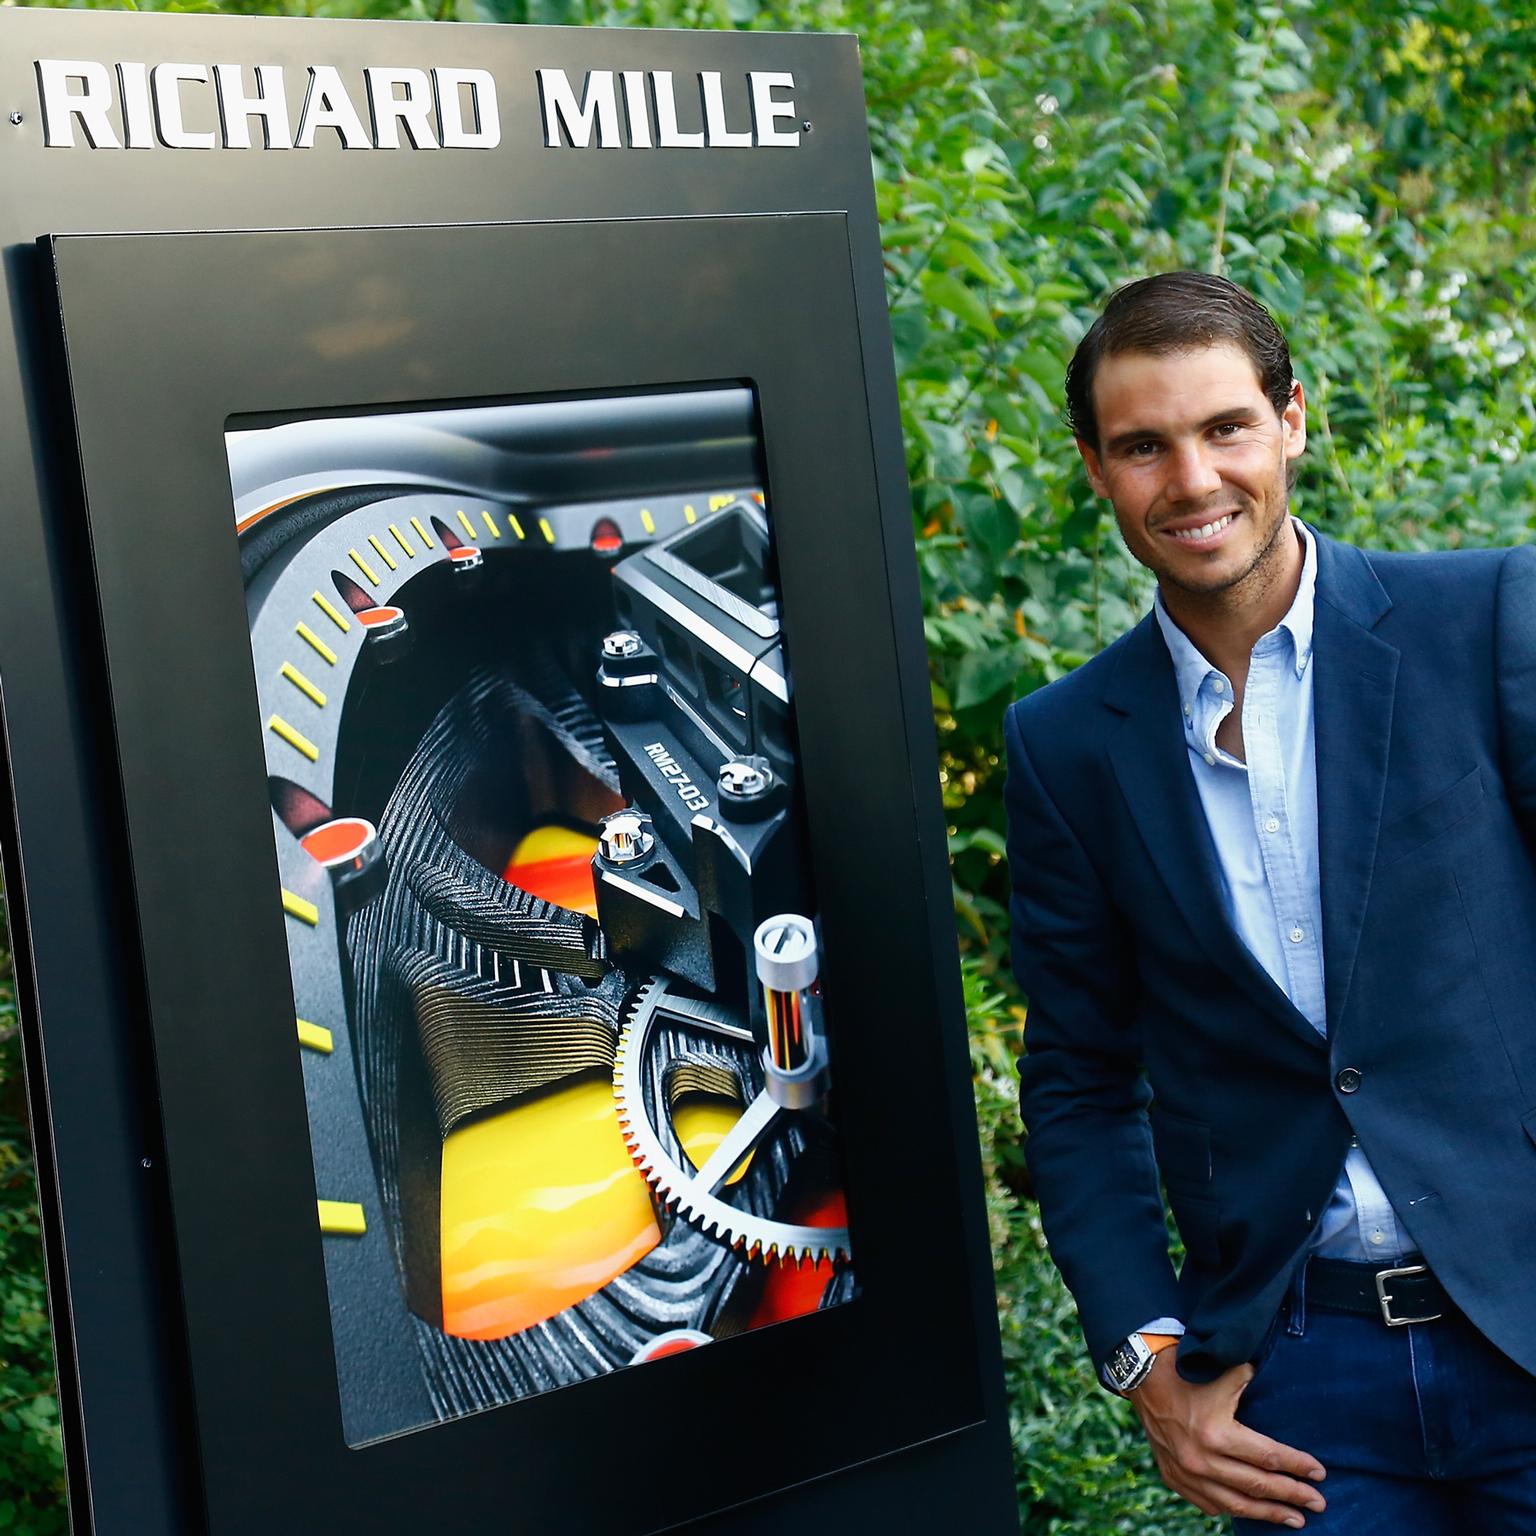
[1152,517,1317,716]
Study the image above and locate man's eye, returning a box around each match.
[1128,441,1160,456]
[1212,422,1243,438]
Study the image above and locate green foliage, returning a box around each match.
[6,0,1536,1528]
[0,912,67,1534]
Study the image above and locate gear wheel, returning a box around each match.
[614,976,851,1266]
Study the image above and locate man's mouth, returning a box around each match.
[1163,512,1236,545]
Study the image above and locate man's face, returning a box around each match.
[1075,343,1306,598]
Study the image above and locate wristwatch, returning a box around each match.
[1105,1331,1180,1395]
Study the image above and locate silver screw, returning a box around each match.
[8,112,22,127]
[602,630,643,660]
[598,809,654,865]
[718,760,770,798]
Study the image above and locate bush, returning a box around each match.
[0,909,67,1532]
[6,0,1536,1528]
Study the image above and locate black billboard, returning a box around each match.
[0,13,1013,1533]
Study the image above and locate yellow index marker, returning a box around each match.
[280,662,327,708]
[318,1201,367,1236]
[508,514,526,540]
[282,889,319,926]
[684,503,698,524]
[481,510,502,539]
[268,714,319,763]
[389,523,416,558]
[456,509,477,540]
[410,516,435,549]
[296,623,337,666]
[311,592,350,633]
[349,548,380,586]
[538,517,556,544]
[367,534,398,572]
[640,508,656,535]
[709,494,734,511]
[297,1019,334,1054]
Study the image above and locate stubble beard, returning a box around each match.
[1146,466,1293,615]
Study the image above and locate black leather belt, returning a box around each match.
[1305,1255,1449,1326]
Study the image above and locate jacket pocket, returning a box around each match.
[1376,765,1484,871]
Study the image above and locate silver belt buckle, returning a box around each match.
[1374,1263,1442,1326]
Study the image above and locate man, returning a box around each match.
[1004,270,1536,1532]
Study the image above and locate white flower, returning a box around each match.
[1406,269,1424,293]
[1321,208,1367,238]
[1033,132,1051,150]
[1035,93,1059,115]
[1316,143,1354,177]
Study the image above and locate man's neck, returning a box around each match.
[1158,520,1305,691]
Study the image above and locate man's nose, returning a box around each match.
[1165,441,1222,501]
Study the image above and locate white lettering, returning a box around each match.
[435,67,500,149]
[536,67,618,149]
[365,67,438,150]
[700,72,752,149]
[152,63,214,150]
[749,70,799,147]
[116,63,154,149]
[36,59,120,149]
[214,63,292,150]
[643,742,709,811]
[652,71,703,148]
[295,65,371,150]
[620,70,652,149]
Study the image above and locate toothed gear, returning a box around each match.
[614,976,851,1266]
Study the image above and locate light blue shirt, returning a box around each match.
[1131,521,1407,1354]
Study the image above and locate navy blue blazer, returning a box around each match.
[1004,531,1536,1383]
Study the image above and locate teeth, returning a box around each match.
[1170,514,1233,543]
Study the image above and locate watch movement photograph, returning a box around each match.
[228,386,854,1445]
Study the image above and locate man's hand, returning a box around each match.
[1129,1351,1328,1528]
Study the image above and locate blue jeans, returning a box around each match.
[1232,1277,1536,1534]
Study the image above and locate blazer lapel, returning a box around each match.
[1311,535,1399,1032]
[1104,614,1323,1051]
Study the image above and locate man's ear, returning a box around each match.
[1076,435,1110,498]
[1282,380,1307,462]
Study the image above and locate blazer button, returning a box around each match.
[1336,1067,1363,1094]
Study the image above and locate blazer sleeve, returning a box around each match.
[1495,543,1536,842]
[1004,700,1183,1371]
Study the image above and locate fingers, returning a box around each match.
[1159,1458,1325,1527]
[1202,1451,1327,1514]
[1218,1423,1328,1485]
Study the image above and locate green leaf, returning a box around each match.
[922,271,999,338]
[955,644,1029,710]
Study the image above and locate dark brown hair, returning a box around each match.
[1064,272,1295,447]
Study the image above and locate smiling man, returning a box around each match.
[1004,272,1536,1531]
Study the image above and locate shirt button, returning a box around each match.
[1203,752,1216,767]
[1265,816,1280,833]
[1336,1067,1363,1094]
[1369,1230,1386,1246]
[1183,703,1192,716]
[1289,926,1304,943]
[1212,678,1226,695]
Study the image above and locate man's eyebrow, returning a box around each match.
[1102,404,1265,453]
